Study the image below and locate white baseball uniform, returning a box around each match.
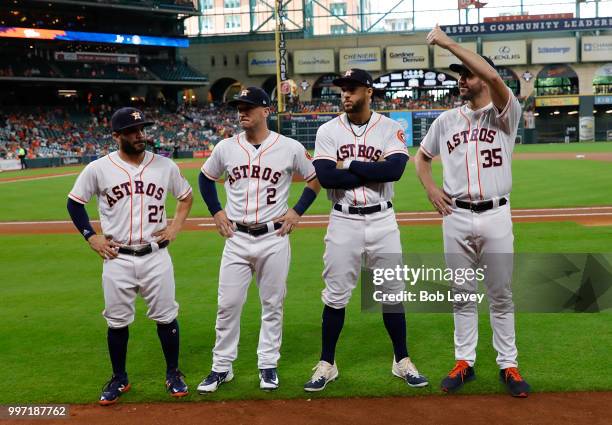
[68,150,192,328]
[314,111,409,309]
[419,86,521,369]
[201,130,316,371]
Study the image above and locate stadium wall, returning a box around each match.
[183,31,610,102]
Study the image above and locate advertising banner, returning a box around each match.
[531,38,577,64]
[339,47,381,71]
[386,45,429,70]
[294,49,335,74]
[389,111,413,147]
[434,42,477,68]
[582,36,612,62]
[482,40,527,65]
[248,51,277,76]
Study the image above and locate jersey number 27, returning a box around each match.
[149,205,165,223]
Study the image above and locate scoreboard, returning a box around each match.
[270,113,337,149]
[411,110,444,144]
[270,109,445,149]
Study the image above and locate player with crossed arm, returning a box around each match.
[415,25,531,397]
[196,87,320,392]
[66,107,193,405]
[303,69,428,392]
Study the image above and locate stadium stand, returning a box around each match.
[0,104,238,159]
[144,60,209,82]
[0,94,465,160]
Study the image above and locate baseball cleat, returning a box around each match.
[392,357,429,388]
[259,368,279,391]
[166,368,189,397]
[197,369,234,394]
[303,360,338,392]
[441,360,475,393]
[99,374,131,406]
[500,367,530,398]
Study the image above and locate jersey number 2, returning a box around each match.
[266,188,277,205]
[481,148,502,168]
[148,205,165,223]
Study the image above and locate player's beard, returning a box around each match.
[344,96,366,113]
[119,137,146,155]
[459,87,473,101]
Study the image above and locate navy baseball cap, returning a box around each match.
[111,107,154,133]
[449,55,495,75]
[333,69,373,88]
[227,87,271,107]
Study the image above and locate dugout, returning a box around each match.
[496,66,520,97]
[533,64,580,143]
[594,99,612,142]
[209,77,242,103]
[311,73,341,100]
[593,64,612,141]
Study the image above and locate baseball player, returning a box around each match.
[196,87,320,392]
[66,107,193,405]
[303,69,428,392]
[414,25,530,397]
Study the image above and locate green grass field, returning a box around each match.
[1,223,611,404]
[1,142,611,404]
[2,155,612,221]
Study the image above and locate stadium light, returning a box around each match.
[567,111,578,115]
[606,110,612,114]
[553,110,560,115]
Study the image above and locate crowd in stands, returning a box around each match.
[281,93,460,113]
[0,56,205,81]
[0,94,464,160]
[0,104,238,160]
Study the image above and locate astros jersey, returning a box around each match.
[420,87,521,201]
[68,151,192,245]
[201,131,316,225]
[314,111,409,206]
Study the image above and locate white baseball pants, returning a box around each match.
[211,229,290,372]
[443,202,518,369]
[322,207,405,309]
[102,245,179,328]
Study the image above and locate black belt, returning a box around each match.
[455,197,507,213]
[118,240,169,256]
[334,201,392,215]
[235,222,282,236]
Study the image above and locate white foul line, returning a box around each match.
[3,210,612,227]
[0,172,79,184]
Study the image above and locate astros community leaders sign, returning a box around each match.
[442,17,610,35]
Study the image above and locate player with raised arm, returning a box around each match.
[415,25,530,397]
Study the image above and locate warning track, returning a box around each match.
[1,206,611,235]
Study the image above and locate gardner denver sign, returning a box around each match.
[442,17,611,35]
[386,45,429,70]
